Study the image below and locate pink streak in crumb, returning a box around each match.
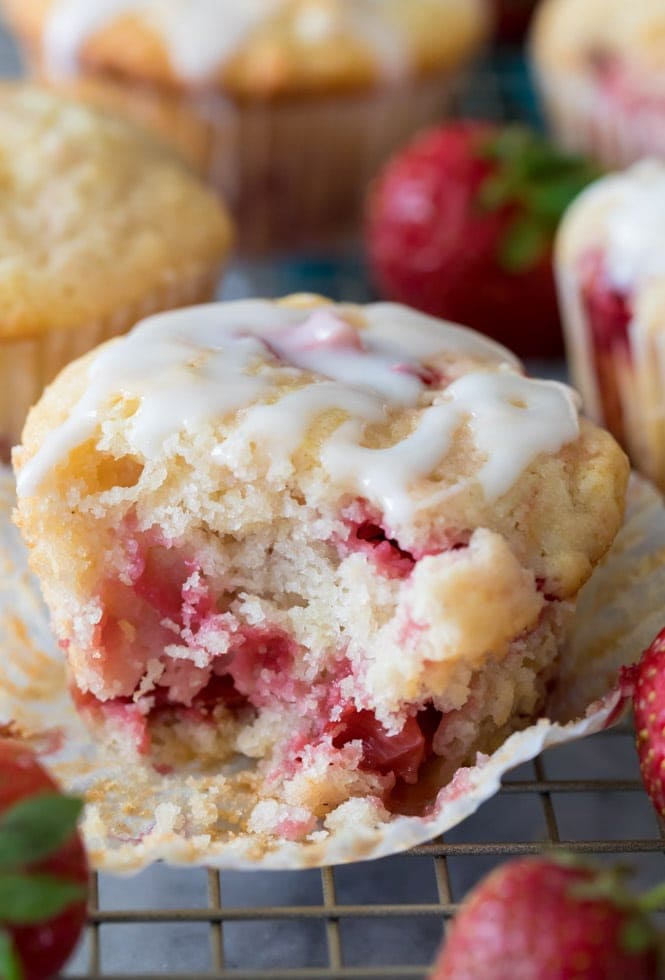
[339,504,415,579]
[226,627,304,707]
[398,614,428,646]
[74,689,152,756]
[351,520,416,579]
[339,501,471,580]
[439,766,476,803]
[274,813,317,841]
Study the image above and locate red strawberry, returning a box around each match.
[365,122,599,358]
[631,628,665,818]
[430,857,662,979]
[0,739,87,980]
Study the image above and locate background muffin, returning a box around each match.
[0,84,233,459]
[556,159,665,490]
[0,0,491,252]
[531,0,665,168]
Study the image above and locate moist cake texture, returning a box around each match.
[13,296,628,836]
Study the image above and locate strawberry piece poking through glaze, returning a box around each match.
[266,309,364,360]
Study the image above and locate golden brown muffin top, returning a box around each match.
[14,295,629,600]
[2,0,491,98]
[0,84,233,341]
[532,0,665,75]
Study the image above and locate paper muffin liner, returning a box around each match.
[0,266,222,463]
[0,467,663,873]
[29,59,463,253]
[535,68,665,169]
[558,265,665,491]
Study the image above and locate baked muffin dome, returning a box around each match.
[3,0,491,97]
[531,0,665,166]
[0,84,233,456]
[13,296,628,833]
[0,1,491,251]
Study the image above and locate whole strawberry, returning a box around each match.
[430,857,661,980]
[365,123,598,358]
[0,739,87,980]
[632,628,665,818]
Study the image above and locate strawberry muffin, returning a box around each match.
[13,296,627,832]
[556,160,665,490]
[531,0,665,168]
[0,0,491,251]
[0,84,232,461]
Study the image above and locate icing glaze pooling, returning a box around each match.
[17,300,580,523]
[43,0,408,83]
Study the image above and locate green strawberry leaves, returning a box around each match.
[620,915,660,956]
[0,931,23,980]
[0,873,85,925]
[0,793,83,871]
[478,125,600,274]
[0,791,86,930]
[499,216,550,275]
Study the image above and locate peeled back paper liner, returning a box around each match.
[0,467,664,873]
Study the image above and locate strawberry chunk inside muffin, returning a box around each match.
[13,297,628,837]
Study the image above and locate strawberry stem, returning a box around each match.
[478,125,600,273]
[0,930,23,980]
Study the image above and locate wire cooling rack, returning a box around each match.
[65,722,665,979]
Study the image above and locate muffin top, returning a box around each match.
[532,0,665,75]
[15,295,628,599]
[0,85,232,341]
[557,160,665,331]
[2,0,491,97]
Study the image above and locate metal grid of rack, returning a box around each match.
[63,721,665,980]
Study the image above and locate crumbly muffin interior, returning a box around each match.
[14,297,628,836]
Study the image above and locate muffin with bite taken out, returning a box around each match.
[13,294,628,837]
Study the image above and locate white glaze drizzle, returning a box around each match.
[44,0,281,79]
[17,301,581,523]
[43,0,408,83]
